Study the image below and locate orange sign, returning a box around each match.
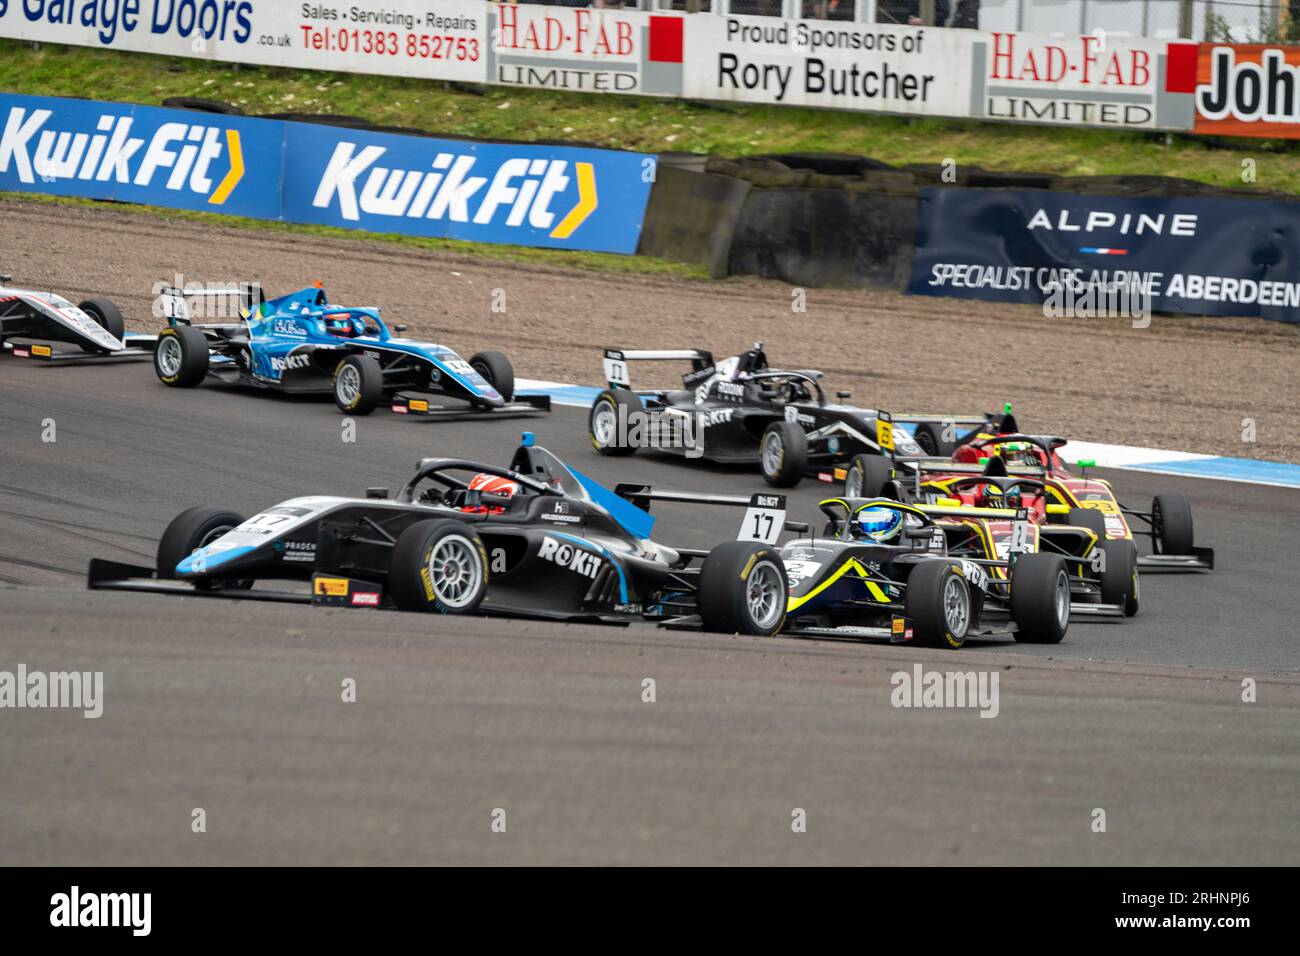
[1192,44,1300,138]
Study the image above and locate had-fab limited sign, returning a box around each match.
[486,5,684,96]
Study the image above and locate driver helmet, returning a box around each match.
[324,313,362,338]
[854,506,903,543]
[460,473,521,515]
[999,442,1039,467]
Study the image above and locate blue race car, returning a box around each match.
[152,284,548,418]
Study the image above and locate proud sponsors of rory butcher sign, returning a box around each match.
[3,2,1300,137]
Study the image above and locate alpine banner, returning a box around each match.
[0,92,653,254]
[907,187,1300,323]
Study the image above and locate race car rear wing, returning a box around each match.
[157,284,258,329]
[602,347,714,390]
[613,485,810,544]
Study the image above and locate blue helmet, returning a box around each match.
[855,506,903,543]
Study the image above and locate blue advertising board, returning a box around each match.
[0,93,282,219]
[907,188,1300,322]
[0,93,654,255]
[280,123,652,255]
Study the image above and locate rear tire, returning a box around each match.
[333,353,384,415]
[156,506,245,579]
[389,519,489,614]
[588,389,641,456]
[906,560,972,649]
[78,297,124,353]
[469,350,514,402]
[913,422,955,457]
[843,453,893,499]
[1067,507,1107,540]
[1097,539,1140,617]
[697,541,786,636]
[1152,494,1194,555]
[1010,553,1070,644]
[154,324,210,387]
[760,421,807,488]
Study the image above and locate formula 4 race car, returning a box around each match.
[152,284,548,418]
[587,343,1010,488]
[842,429,1213,575]
[0,275,153,362]
[765,498,1072,649]
[87,434,802,636]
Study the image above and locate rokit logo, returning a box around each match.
[0,106,244,204]
[271,353,311,373]
[311,145,599,239]
[537,536,602,579]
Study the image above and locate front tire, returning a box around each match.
[154,325,209,387]
[906,560,973,649]
[844,453,892,499]
[79,297,124,353]
[589,389,641,456]
[333,353,383,415]
[156,506,245,579]
[1096,539,1140,617]
[1010,553,1070,644]
[760,421,808,488]
[1152,494,1194,555]
[469,350,514,402]
[697,541,787,636]
[389,519,489,614]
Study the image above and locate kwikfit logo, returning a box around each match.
[311,143,598,238]
[0,107,244,204]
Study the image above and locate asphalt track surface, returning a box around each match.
[1,359,1297,864]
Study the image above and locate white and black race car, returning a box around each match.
[0,275,152,362]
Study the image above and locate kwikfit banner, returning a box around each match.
[0,93,653,254]
[281,123,652,253]
[907,188,1300,322]
[0,92,282,217]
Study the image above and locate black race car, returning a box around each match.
[0,275,153,362]
[771,498,1072,649]
[587,343,1012,488]
[87,434,798,635]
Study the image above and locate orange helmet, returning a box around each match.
[461,473,521,514]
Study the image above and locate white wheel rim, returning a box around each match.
[1054,570,1070,626]
[761,433,783,476]
[336,365,361,405]
[942,575,970,636]
[592,402,617,446]
[428,536,482,609]
[746,560,784,630]
[158,336,182,376]
[845,466,862,497]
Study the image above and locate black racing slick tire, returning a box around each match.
[469,350,515,402]
[154,324,210,387]
[697,541,787,637]
[156,506,245,580]
[589,389,641,456]
[1067,507,1107,541]
[389,520,489,614]
[843,453,893,499]
[1010,553,1070,644]
[1152,494,1194,556]
[1097,539,1140,617]
[906,560,973,650]
[760,421,808,488]
[333,353,384,415]
[78,297,125,352]
[913,422,956,458]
